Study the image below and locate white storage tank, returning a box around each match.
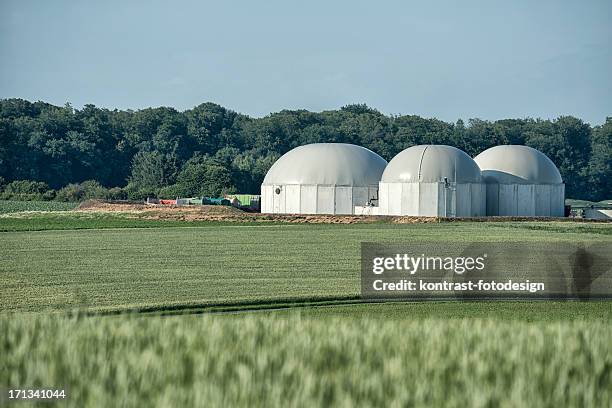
[378,145,486,217]
[261,143,387,214]
[474,145,565,217]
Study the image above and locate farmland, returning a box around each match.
[0,200,78,214]
[3,314,611,407]
[1,209,611,406]
[2,213,611,313]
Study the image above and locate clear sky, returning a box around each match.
[1,0,610,124]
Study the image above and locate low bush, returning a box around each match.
[124,182,157,201]
[55,183,86,202]
[157,184,186,199]
[106,187,127,201]
[56,180,114,202]
[0,180,55,200]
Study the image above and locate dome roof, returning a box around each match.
[381,145,481,183]
[474,145,562,184]
[262,143,387,186]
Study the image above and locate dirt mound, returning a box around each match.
[75,201,380,222]
[76,200,149,211]
[76,200,243,215]
[74,200,610,224]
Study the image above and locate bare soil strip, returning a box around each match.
[75,200,610,224]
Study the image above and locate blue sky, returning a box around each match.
[1,0,610,124]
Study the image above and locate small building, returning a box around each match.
[261,143,387,214]
[474,145,565,217]
[378,145,486,217]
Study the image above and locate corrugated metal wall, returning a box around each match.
[379,182,486,217]
[261,184,378,215]
[486,183,564,216]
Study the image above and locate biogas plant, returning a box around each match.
[261,143,565,217]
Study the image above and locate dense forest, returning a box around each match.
[0,98,610,201]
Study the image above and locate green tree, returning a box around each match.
[175,155,235,197]
[1,180,53,200]
[586,118,612,201]
[525,117,591,198]
[0,98,608,201]
[128,151,168,190]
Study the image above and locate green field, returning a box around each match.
[2,216,611,313]
[1,211,611,406]
[0,200,78,214]
[3,314,610,407]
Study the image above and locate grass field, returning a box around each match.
[0,200,78,214]
[1,210,611,406]
[2,215,611,313]
[2,314,611,407]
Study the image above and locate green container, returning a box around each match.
[204,197,230,206]
[188,198,203,205]
[226,194,261,206]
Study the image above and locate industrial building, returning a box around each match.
[261,142,565,218]
[378,145,486,217]
[474,145,565,216]
[261,143,387,214]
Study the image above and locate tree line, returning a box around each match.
[0,98,610,201]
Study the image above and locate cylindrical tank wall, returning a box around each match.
[378,182,486,217]
[484,183,565,216]
[261,184,379,215]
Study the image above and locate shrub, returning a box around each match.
[124,183,157,201]
[157,184,186,199]
[56,183,85,202]
[42,190,56,201]
[106,187,127,201]
[1,180,53,200]
[80,180,109,200]
[4,180,49,195]
[55,181,110,202]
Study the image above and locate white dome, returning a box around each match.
[381,145,481,183]
[474,145,562,184]
[262,143,387,186]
